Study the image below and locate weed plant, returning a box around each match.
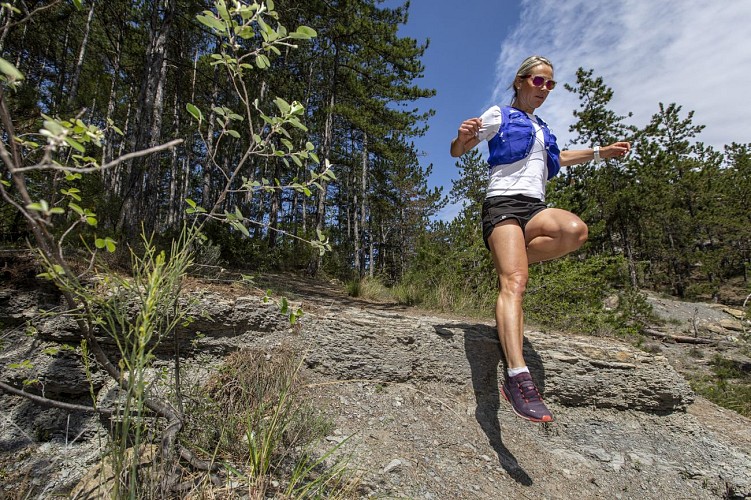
[689,355,751,418]
[182,346,356,498]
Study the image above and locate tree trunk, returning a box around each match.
[53,17,71,114]
[369,213,375,278]
[167,88,181,230]
[118,0,175,236]
[268,163,281,249]
[360,131,368,277]
[310,90,336,275]
[66,1,95,110]
[621,225,638,288]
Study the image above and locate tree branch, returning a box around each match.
[0,380,113,416]
[11,139,184,174]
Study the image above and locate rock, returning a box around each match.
[722,307,747,320]
[300,309,693,412]
[720,319,744,332]
[383,458,402,473]
[2,282,750,500]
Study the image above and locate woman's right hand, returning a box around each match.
[458,117,482,141]
[451,118,482,157]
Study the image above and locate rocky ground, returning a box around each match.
[1,269,750,499]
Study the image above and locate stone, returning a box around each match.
[383,459,402,473]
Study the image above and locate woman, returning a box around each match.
[450,55,630,423]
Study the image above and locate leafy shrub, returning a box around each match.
[524,254,653,336]
[689,355,751,418]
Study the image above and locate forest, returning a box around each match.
[1,0,750,320]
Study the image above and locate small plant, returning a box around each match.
[689,355,751,418]
[182,346,354,497]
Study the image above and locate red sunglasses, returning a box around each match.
[522,74,556,91]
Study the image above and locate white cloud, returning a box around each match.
[490,0,751,150]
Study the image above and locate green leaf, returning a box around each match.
[42,119,64,136]
[64,137,85,153]
[280,297,288,314]
[72,0,83,10]
[196,14,226,33]
[9,360,33,370]
[256,54,270,69]
[216,0,230,22]
[49,207,65,215]
[290,26,317,39]
[95,237,116,252]
[26,200,49,213]
[226,129,241,138]
[0,57,24,81]
[186,103,203,122]
[14,136,39,148]
[231,220,250,238]
[236,26,255,39]
[61,188,82,201]
[274,97,291,114]
[68,203,84,216]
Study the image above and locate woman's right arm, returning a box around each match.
[450,117,482,157]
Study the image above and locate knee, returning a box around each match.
[500,270,528,298]
[566,220,588,249]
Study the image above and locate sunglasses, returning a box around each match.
[523,74,556,91]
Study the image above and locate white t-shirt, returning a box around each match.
[477,105,548,201]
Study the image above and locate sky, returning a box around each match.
[385,0,751,221]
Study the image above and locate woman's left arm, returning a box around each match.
[559,141,631,167]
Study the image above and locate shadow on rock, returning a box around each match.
[434,322,536,486]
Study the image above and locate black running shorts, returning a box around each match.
[481,194,547,250]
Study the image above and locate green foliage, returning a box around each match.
[86,230,194,497]
[689,355,751,418]
[525,255,652,336]
[346,276,394,303]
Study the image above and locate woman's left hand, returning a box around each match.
[603,141,631,159]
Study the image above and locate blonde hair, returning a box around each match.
[510,55,554,101]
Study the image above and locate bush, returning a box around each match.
[523,254,653,336]
[689,355,751,418]
[346,276,395,303]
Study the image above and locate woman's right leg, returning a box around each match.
[487,219,553,422]
[487,220,529,368]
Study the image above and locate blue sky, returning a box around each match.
[386,0,751,221]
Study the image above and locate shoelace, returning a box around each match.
[516,379,542,403]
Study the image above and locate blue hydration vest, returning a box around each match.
[487,106,561,180]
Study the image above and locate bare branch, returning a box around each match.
[11,139,184,174]
[5,0,64,30]
[0,380,113,416]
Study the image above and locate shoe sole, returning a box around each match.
[501,385,554,423]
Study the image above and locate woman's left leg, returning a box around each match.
[524,208,588,264]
